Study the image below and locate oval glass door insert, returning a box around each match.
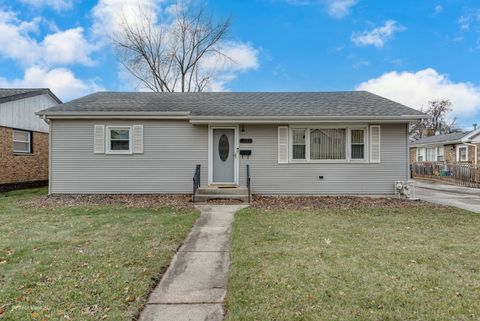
[219,134,229,161]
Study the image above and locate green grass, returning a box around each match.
[226,206,480,321]
[0,188,198,320]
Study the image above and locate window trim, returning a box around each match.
[348,128,367,162]
[288,125,369,163]
[456,144,468,162]
[13,129,32,154]
[426,146,437,162]
[290,128,308,162]
[437,146,444,162]
[417,146,446,162]
[416,147,425,162]
[106,126,132,154]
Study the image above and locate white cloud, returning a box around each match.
[326,0,357,18]
[356,68,480,117]
[282,0,356,18]
[0,10,96,66]
[433,5,443,16]
[91,0,163,39]
[352,20,405,48]
[0,66,103,101]
[202,42,259,91]
[204,42,259,72]
[18,0,74,11]
[458,9,480,31]
[0,11,42,65]
[42,27,95,66]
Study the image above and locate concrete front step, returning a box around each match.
[197,186,248,195]
[194,194,249,203]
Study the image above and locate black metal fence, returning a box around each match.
[412,162,480,188]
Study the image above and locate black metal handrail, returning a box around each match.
[192,164,201,202]
[246,164,251,203]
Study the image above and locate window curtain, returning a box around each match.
[310,128,346,160]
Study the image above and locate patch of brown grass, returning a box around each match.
[21,193,193,209]
[251,195,440,210]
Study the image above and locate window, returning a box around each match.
[457,145,468,162]
[292,129,306,160]
[289,126,368,162]
[107,127,131,154]
[417,147,442,162]
[310,128,346,160]
[350,129,365,160]
[426,147,436,161]
[417,147,425,162]
[437,146,444,162]
[13,130,31,153]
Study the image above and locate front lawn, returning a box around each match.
[226,202,480,320]
[0,188,198,320]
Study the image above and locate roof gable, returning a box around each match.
[0,88,62,104]
[411,132,468,146]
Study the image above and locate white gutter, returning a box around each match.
[36,111,191,120]
[37,112,426,122]
[189,115,426,124]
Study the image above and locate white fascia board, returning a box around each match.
[411,140,461,148]
[461,128,480,142]
[37,111,191,120]
[189,115,425,124]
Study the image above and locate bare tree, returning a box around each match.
[113,2,231,92]
[410,99,459,139]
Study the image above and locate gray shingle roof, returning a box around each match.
[38,91,425,118]
[410,132,468,146]
[0,88,62,104]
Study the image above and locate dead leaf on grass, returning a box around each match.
[124,295,136,303]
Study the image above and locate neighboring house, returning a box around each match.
[410,129,480,165]
[0,88,61,191]
[37,91,425,195]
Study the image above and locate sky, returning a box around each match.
[0,0,479,129]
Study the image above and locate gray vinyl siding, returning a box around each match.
[50,120,207,194]
[51,120,407,195]
[238,124,408,195]
[0,94,56,132]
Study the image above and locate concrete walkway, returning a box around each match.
[139,204,247,321]
[414,180,480,213]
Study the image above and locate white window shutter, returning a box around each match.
[278,126,289,164]
[370,125,381,163]
[132,125,144,154]
[94,124,105,154]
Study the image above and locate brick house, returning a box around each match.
[410,129,480,165]
[0,89,61,192]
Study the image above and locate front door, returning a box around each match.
[212,128,235,184]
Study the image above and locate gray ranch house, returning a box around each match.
[37,91,425,199]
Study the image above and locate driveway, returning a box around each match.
[414,180,480,213]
